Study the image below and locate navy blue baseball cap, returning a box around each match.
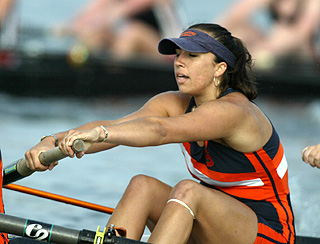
[158,29,236,69]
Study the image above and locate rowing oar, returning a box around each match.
[3,184,114,214]
[2,139,85,186]
[0,213,149,244]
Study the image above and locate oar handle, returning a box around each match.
[3,139,85,186]
[41,139,85,165]
[18,139,85,176]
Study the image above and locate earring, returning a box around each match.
[213,76,219,87]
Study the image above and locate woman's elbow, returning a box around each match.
[146,117,169,145]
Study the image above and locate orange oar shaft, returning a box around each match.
[4,184,114,214]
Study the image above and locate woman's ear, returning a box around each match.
[214,62,227,77]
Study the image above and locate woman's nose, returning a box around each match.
[175,54,185,67]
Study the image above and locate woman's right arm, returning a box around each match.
[24,91,189,171]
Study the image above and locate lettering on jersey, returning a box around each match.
[24,220,52,241]
[205,149,214,167]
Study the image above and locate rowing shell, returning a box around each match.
[0,213,319,244]
[9,236,320,244]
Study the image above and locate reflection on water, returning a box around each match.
[1,93,320,237]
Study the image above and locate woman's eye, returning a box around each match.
[189,53,197,57]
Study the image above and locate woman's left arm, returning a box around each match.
[60,99,246,153]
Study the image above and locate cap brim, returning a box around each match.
[158,38,209,55]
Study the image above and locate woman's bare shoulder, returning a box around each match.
[142,91,191,117]
[153,91,191,101]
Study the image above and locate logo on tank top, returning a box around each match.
[205,149,214,167]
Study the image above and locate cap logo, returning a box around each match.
[180,31,196,37]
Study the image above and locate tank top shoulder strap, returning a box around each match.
[186,89,241,113]
[219,88,242,98]
[185,97,196,113]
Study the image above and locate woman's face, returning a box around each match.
[174,49,218,97]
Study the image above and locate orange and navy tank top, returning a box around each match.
[180,91,295,243]
[0,151,9,243]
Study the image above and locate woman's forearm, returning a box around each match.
[51,120,119,153]
[105,117,167,147]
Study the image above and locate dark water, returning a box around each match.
[1,93,320,238]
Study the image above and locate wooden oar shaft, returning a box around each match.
[4,184,114,214]
[3,139,85,186]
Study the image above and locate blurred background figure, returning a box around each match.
[0,0,19,50]
[218,0,320,70]
[54,0,182,61]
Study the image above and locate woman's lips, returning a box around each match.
[176,73,189,84]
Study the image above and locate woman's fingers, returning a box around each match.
[302,145,320,169]
[60,127,101,158]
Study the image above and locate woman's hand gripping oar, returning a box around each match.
[2,139,85,186]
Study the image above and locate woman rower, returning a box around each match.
[25,23,295,244]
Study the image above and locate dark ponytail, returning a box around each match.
[188,23,257,100]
